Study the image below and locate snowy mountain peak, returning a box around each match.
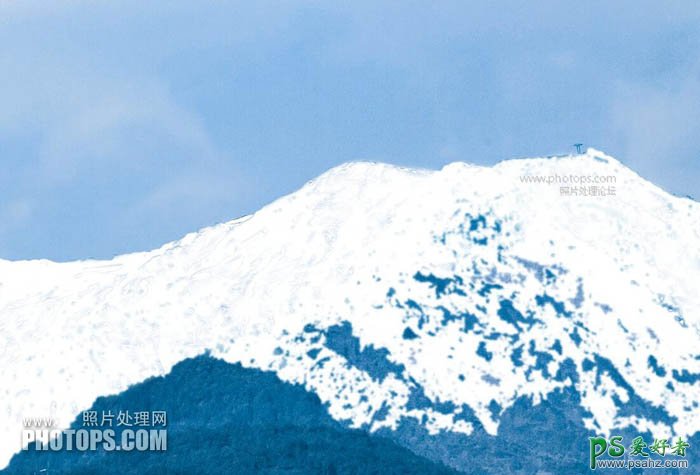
[1,151,698,469]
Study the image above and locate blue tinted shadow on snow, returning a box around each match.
[587,354,676,426]
[481,374,501,386]
[324,321,405,382]
[437,306,479,333]
[405,299,424,314]
[406,383,457,415]
[497,299,539,331]
[554,357,578,383]
[510,345,524,367]
[465,214,488,245]
[2,355,456,475]
[656,296,687,328]
[617,319,630,334]
[462,213,504,247]
[468,214,487,232]
[569,327,583,346]
[478,282,503,297]
[671,369,700,384]
[513,257,565,284]
[476,341,493,362]
[487,400,502,420]
[413,272,465,298]
[525,340,555,379]
[647,355,667,377]
[551,339,563,355]
[570,280,584,308]
[372,401,391,423]
[535,293,573,318]
[404,299,432,328]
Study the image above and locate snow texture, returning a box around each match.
[0,149,698,469]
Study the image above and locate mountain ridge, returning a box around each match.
[1,149,698,470]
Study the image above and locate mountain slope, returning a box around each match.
[4,355,457,475]
[1,149,698,471]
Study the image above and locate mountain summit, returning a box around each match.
[1,149,698,471]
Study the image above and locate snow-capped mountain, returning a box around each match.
[1,149,698,471]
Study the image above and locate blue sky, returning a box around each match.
[1,1,699,261]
